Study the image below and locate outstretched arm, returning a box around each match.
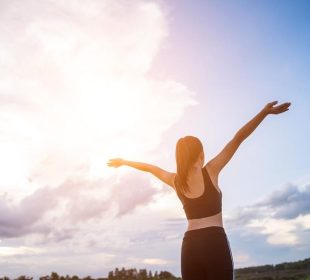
[207,100,291,175]
[107,158,175,188]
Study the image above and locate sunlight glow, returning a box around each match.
[0,0,196,194]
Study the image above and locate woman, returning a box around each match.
[107,100,291,280]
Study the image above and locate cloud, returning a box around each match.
[259,184,310,219]
[128,257,172,265]
[0,245,43,257]
[0,0,198,277]
[0,0,196,244]
[227,183,310,227]
[226,183,310,248]
[0,0,197,191]
[0,172,158,239]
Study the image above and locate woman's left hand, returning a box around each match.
[262,101,291,115]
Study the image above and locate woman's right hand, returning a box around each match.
[107,158,125,168]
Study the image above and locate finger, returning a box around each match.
[278,102,291,107]
[275,108,289,114]
[278,102,290,106]
[269,100,278,106]
[274,103,290,110]
[281,107,290,111]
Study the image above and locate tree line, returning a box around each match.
[1,257,310,280]
[0,268,181,280]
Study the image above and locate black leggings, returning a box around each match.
[181,226,234,280]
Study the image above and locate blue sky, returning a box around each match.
[154,0,310,208]
[152,0,310,272]
[0,0,309,278]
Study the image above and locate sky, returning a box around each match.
[0,0,309,278]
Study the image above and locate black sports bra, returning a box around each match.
[174,166,222,220]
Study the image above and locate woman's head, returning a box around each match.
[175,135,204,194]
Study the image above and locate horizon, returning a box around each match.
[2,256,310,278]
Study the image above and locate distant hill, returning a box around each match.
[234,257,310,280]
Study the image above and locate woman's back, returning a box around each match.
[173,165,223,230]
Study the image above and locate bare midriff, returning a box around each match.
[186,211,223,232]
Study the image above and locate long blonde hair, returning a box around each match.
[175,135,204,195]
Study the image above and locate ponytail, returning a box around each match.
[175,136,203,195]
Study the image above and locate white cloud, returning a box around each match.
[226,183,310,246]
[219,182,310,268]
[0,0,197,194]
[0,245,43,257]
[0,1,197,277]
[127,257,172,266]
[0,172,159,239]
[245,214,310,246]
[247,217,299,246]
[142,258,170,265]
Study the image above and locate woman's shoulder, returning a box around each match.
[203,162,216,175]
